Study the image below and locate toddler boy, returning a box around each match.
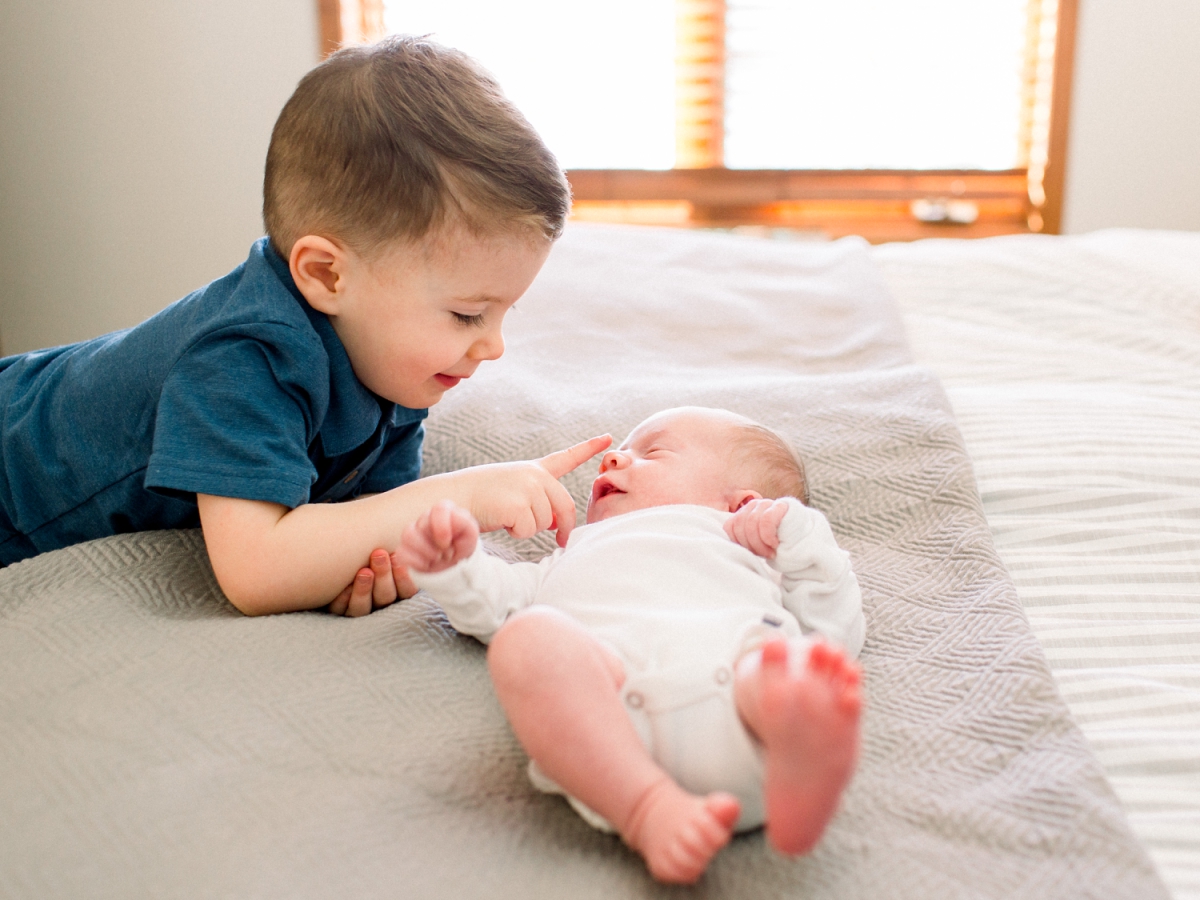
[0,36,609,613]
[397,407,865,884]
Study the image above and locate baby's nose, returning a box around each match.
[599,450,629,473]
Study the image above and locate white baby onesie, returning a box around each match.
[412,498,865,831]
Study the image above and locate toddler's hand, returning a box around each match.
[328,548,418,617]
[461,434,612,547]
[724,498,791,559]
[394,500,480,573]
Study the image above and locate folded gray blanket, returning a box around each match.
[0,225,1166,898]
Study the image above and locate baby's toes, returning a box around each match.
[681,799,736,864]
[761,638,789,670]
[673,822,728,873]
[806,642,836,675]
[838,681,863,716]
[840,658,862,685]
[811,644,855,684]
[706,793,742,830]
[649,835,708,885]
[838,666,862,703]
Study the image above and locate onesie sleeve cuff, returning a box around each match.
[412,545,552,643]
[773,497,866,658]
[775,496,819,547]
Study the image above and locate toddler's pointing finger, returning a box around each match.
[539,435,613,480]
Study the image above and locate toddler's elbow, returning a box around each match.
[210,564,277,617]
[227,593,273,617]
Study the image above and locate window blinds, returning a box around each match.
[370,1,1054,175]
[328,0,1073,236]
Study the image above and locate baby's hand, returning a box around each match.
[724,498,791,559]
[394,500,480,573]
[328,548,418,617]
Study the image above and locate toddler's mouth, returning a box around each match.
[434,374,462,388]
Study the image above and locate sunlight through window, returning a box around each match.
[383,0,676,169]
[725,1,1026,169]
[384,0,1032,172]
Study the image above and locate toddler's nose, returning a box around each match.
[599,450,629,473]
[468,323,505,361]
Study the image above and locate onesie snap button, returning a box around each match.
[625,691,645,709]
[714,667,731,685]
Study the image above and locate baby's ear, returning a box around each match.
[728,490,762,513]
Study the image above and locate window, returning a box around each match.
[318,0,1077,240]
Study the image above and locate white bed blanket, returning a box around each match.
[877,228,1200,900]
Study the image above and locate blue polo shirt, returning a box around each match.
[0,238,427,566]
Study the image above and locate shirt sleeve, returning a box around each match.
[412,545,562,643]
[144,324,326,508]
[772,498,866,657]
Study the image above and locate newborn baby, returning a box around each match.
[397,407,865,884]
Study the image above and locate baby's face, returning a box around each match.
[586,408,752,524]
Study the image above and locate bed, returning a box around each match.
[0,222,1196,899]
[877,229,1200,900]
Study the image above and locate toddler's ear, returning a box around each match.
[290,235,346,314]
[728,490,763,512]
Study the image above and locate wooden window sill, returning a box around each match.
[566,169,1033,243]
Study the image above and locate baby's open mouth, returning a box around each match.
[593,480,624,501]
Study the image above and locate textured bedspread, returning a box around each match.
[0,224,1167,898]
[878,229,1200,899]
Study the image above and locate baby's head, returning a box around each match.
[586,407,808,524]
[263,34,569,259]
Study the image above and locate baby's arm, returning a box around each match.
[725,498,865,657]
[197,435,609,616]
[396,501,552,642]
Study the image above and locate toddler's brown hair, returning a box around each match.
[263,34,570,258]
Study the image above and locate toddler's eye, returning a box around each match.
[452,311,486,327]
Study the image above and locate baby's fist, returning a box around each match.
[724,497,790,559]
[395,500,479,573]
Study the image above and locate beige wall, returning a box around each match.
[0,0,318,355]
[1,0,1197,354]
[1062,0,1200,234]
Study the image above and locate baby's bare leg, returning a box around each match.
[734,638,861,855]
[488,607,741,884]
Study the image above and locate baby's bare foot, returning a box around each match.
[757,639,861,855]
[622,778,741,884]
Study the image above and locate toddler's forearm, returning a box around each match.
[197,434,605,616]
[197,474,479,615]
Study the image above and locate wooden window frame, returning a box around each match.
[318,0,1077,241]
[318,0,385,56]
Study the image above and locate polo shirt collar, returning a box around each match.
[259,239,427,457]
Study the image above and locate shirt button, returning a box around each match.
[343,469,359,484]
[714,667,731,685]
[625,691,645,710]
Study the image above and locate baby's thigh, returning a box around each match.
[490,605,627,688]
